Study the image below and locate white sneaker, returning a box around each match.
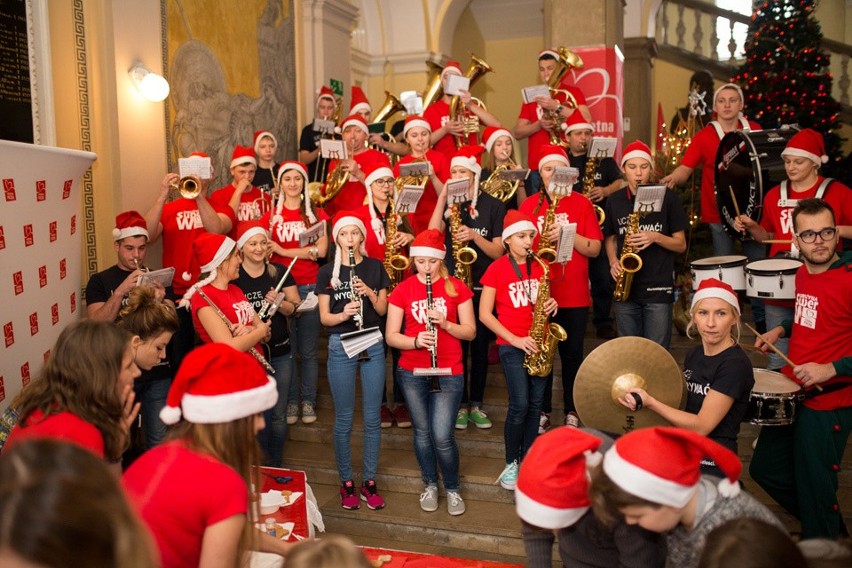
[301,401,317,424]
[446,491,465,516]
[286,403,299,425]
[419,485,438,512]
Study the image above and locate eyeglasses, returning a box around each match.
[796,227,837,243]
[373,178,394,186]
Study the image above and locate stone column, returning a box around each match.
[622,37,657,145]
[544,0,623,49]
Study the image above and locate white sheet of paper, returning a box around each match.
[446,178,470,205]
[555,223,577,263]
[296,292,318,312]
[549,166,579,197]
[178,156,212,180]
[313,118,336,135]
[588,138,617,159]
[298,220,326,247]
[400,91,424,115]
[137,267,175,288]
[634,184,667,214]
[320,139,347,160]
[340,327,383,359]
[444,74,470,96]
[397,185,424,214]
[399,161,431,177]
[498,168,530,182]
[522,84,551,104]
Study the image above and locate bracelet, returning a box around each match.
[413,336,419,349]
[556,105,564,115]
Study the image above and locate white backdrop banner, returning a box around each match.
[0,140,96,411]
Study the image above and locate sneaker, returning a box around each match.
[538,412,551,435]
[468,406,492,429]
[301,402,317,424]
[360,479,386,510]
[419,485,439,512]
[455,408,469,430]
[393,405,412,428]
[496,461,519,491]
[446,491,466,516]
[286,403,299,425]
[340,480,360,510]
[564,411,581,428]
[380,405,393,429]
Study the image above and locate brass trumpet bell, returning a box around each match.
[594,204,606,226]
[422,61,446,110]
[170,176,202,199]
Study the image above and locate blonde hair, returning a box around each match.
[284,535,372,568]
[119,286,179,340]
[685,297,741,343]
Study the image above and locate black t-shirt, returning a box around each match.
[253,164,279,195]
[568,154,623,210]
[299,123,323,182]
[684,344,754,456]
[603,187,689,303]
[316,257,390,335]
[235,263,295,357]
[444,192,506,291]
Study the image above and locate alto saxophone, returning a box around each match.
[524,252,567,377]
[383,197,410,293]
[582,149,606,226]
[613,212,644,303]
[536,193,562,263]
[449,202,477,288]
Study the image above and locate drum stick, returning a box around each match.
[728,186,741,218]
[762,239,794,244]
[744,323,823,391]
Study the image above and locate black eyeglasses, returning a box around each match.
[796,227,837,243]
[373,178,394,186]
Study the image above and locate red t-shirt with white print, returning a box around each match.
[480,254,546,344]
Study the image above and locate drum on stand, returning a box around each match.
[690,255,747,291]
[743,368,803,425]
[744,258,803,299]
[715,126,800,240]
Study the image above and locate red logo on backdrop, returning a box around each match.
[59,258,67,279]
[39,266,47,288]
[3,179,15,201]
[70,292,77,313]
[0,226,5,250]
[49,221,58,242]
[29,313,39,336]
[0,376,5,403]
[63,179,72,199]
[13,271,23,295]
[23,224,34,246]
[36,180,47,201]
[70,215,76,235]
[567,47,625,159]
[21,363,31,387]
[51,303,59,325]
[3,322,13,348]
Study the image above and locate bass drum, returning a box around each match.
[715,126,799,239]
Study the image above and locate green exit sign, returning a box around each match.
[329,79,344,97]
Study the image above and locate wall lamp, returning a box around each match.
[129,62,170,102]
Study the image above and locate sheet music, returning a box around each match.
[521,84,550,104]
[400,91,423,115]
[137,267,175,288]
[178,157,213,180]
[296,292,318,312]
[634,184,666,214]
[396,185,425,214]
[399,161,431,177]
[498,168,530,182]
[555,223,577,263]
[299,220,326,247]
[444,74,470,96]
[446,178,470,206]
[340,327,383,359]
[588,138,617,159]
[549,166,579,197]
[313,118,336,135]
[320,139,347,160]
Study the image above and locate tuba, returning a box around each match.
[582,146,606,226]
[449,202,477,288]
[371,91,405,165]
[613,212,644,302]
[383,196,410,293]
[422,61,446,110]
[480,160,520,204]
[448,54,494,148]
[170,176,202,199]
[524,252,567,377]
[544,47,584,147]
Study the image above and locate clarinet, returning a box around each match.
[424,272,442,393]
[348,247,370,362]
[258,258,298,322]
[195,288,276,374]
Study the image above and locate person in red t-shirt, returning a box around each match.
[124,343,291,567]
[263,161,329,425]
[4,320,140,468]
[422,59,501,163]
[734,129,852,370]
[210,145,271,229]
[386,229,476,516]
[393,116,450,234]
[519,145,603,431]
[480,211,558,491]
[512,48,593,194]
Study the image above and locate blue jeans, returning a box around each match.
[614,301,673,350]
[763,303,792,371]
[326,334,385,482]
[500,346,545,463]
[710,223,767,324]
[258,351,292,467]
[133,375,172,449]
[398,369,464,490]
[288,284,320,406]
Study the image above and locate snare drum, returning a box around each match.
[743,368,802,426]
[690,255,747,291]
[744,258,803,300]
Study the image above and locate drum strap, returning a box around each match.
[710,118,751,139]
[779,179,834,208]
[802,378,852,399]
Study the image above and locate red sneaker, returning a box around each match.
[380,405,393,428]
[340,480,360,510]
[393,405,412,428]
[360,479,386,510]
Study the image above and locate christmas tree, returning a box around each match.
[732,0,844,177]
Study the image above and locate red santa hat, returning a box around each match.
[781,128,828,166]
[330,210,368,288]
[362,158,395,240]
[501,210,537,241]
[236,220,268,250]
[538,48,560,60]
[230,145,257,169]
[450,145,485,219]
[538,144,570,169]
[178,233,237,309]
[253,130,278,154]
[621,140,653,167]
[273,161,315,225]
[441,59,463,78]
[602,427,742,509]
[316,85,335,104]
[350,85,371,115]
[403,115,432,138]
[409,229,446,259]
[516,427,603,529]
[159,343,277,425]
[112,210,149,241]
[482,126,514,154]
[691,277,740,315]
[189,151,209,158]
[563,110,594,134]
[340,114,369,136]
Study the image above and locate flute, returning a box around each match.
[258,258,298,322]
[195,288,276,374]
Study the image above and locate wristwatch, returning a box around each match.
[556,105,565,115]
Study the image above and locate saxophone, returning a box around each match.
[613,212,644,302]
[383,197,410,292]
[582,149,606,226]
[536,193,561,263]
[524,252,567,377]
[449,203,477,288]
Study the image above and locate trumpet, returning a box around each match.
[448,54,494,148]
[170,176,202,199]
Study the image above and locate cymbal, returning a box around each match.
[574,337,685,435]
